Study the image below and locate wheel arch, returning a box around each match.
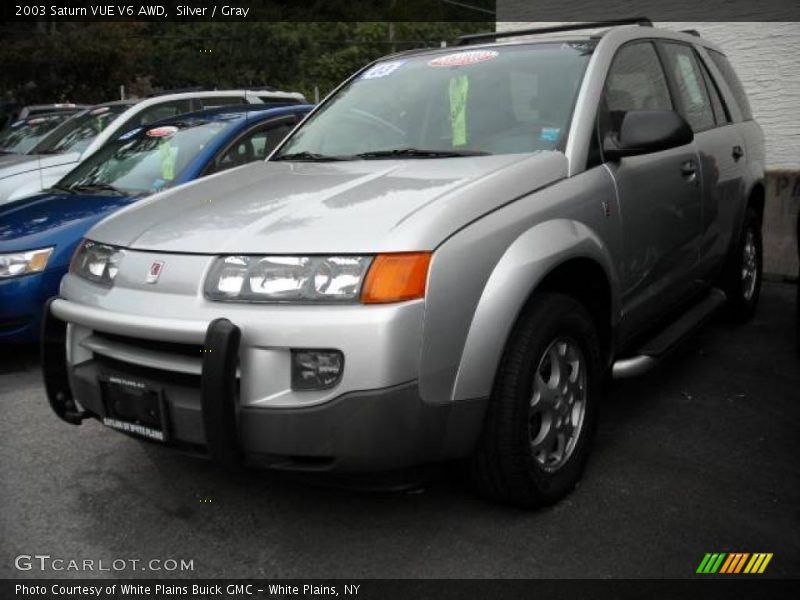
[747,180,766,223]
[450,218,620,402]
[534,257,614,363]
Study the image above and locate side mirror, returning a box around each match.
[603,110,693,160]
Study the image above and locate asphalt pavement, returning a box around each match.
[1,282,798,579]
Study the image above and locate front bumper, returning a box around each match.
[43,297,486,472]
[0,269,64,342]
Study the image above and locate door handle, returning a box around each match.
[680,160,696,180]
[732,145,744,161]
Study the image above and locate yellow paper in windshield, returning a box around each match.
[449,75,469,147]
[159,140,177,181]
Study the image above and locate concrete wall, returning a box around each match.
[764,171,800,279]
[495,21,800,277]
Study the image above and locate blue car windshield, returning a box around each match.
[58,118,237,195]
[32,104,131,155]
[0,113,73,154]
[275,42,594,159]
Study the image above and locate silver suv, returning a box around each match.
[43,20,765,507]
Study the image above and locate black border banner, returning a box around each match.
[4,579,800,600]
[2,0,799,22]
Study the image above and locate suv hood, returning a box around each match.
[89,152,567,254]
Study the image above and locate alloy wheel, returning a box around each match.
[529,337,587,472]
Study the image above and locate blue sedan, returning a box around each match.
[0,104,311,342]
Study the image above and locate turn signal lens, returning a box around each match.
[361,252,431,304]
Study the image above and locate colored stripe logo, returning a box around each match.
[697,552,773,574]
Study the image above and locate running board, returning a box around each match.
[612,288,727,379]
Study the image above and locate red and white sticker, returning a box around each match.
[146,126,178,138]
[428,50,499,68]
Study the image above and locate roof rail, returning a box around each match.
[455,18,653,46]
[146,86,208,98]
[681,29,701,37]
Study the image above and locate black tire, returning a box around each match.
[721,207,763,322]
[469,293,603,508]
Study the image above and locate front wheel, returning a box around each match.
[469,293,603,508]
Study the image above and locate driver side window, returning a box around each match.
[600,42,673,141]
[209,121,294,174]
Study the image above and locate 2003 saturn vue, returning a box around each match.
[42,21,765,507]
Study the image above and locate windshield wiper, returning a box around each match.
[70,182,126,196]
[272,151,353,162]
[356,148,490,159]
[48,183,76,195]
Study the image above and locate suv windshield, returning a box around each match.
[57,117,238,195]
[275,42,594,160]
[0,113,73,154]
[32,104,132,155]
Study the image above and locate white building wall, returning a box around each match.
[496,22,800,169]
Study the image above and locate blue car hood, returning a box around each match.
[0,191,137,266]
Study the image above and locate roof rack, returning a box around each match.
[681,29,701,37]
[146,86,208,98]
[455,18,653,46]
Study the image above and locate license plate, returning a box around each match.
[100,376,168,442]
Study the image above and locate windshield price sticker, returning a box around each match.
[360,60,407,80]
[540,127,561,142]
[429,50,499,68]
[117,127,142,141]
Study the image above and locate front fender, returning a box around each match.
[418,166,620,406]
[450,219,619,402]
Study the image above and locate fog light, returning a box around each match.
[291,349,344,390]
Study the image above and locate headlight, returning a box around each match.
[205,255,373,303]
[69,240,124,287]
[0,247,53,279]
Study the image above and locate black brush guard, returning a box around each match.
[41,299,243,468]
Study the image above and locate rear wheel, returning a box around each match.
[469,293,602,508]
[722,207,763,321]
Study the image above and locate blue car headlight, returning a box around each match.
[0,247,53,279]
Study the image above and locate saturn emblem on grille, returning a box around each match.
[146,260,165,284]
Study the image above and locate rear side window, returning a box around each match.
[661,43,715,132]
[129,100,193,129]
[707,50,753,121]
[197,96,248,109]
[258,95,302,105]
[602,42,672,137]
[697,56,730,126]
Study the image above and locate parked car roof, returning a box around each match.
[17,103,90,119]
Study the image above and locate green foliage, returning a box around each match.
[0,22,490,104]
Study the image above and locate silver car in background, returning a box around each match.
[43,20,765,507]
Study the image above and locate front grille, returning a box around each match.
[93,331,205,359]
[93,354,202,387]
